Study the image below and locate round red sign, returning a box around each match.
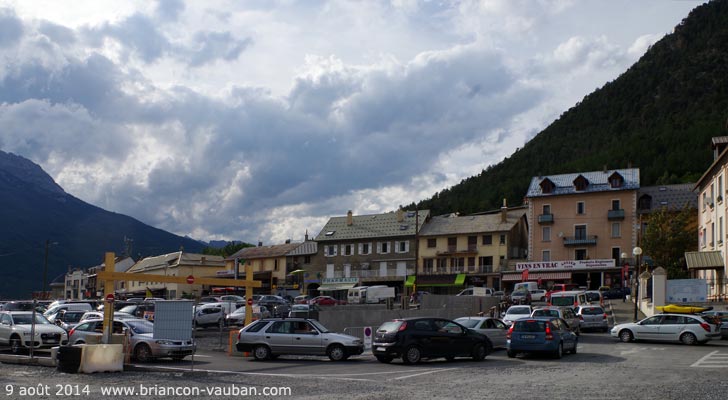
[247,298,253,306]
[186,275,195,284]
[105,293,115,302]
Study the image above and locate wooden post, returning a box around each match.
[102,252,115,344]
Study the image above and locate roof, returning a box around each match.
[685,251,724,269]
[227,243,302,260]
[315,209,430,241]
[128,252,225,273]
[287,241,318,256]
[526,168,640,198]
[418,208,526,236]
[638,184,697,211]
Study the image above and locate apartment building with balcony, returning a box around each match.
[522,168,640,290]
[416,204,528,293]
[311,209,429,298]
[689,136,728,300]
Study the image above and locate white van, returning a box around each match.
[513,282,539,292]
[44,302,94,322]
[548,290,588,309]
[347,286,369,304]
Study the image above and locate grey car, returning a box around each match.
[235,318,364,361]
[575,305,609,332]
[69,318,196,362]
[531,306,581,335]
[454,316,508,348]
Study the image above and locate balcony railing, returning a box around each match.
[436,247,479,256]
[607,209,625,220]
[332,268,414,278]
[538,213,554,224]
[420,265,494,275]
[563,235,598,246]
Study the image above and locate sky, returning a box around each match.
[0,0,705,246]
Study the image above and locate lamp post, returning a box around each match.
[632,246,642,322]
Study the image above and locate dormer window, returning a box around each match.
[540,178,555,194]
[573,175,589,191]
[608,172,624,188]
[638,194,652,210]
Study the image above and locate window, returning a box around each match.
[576,202,585,215]
[575,249,587,260]
[612,200,621,210]
[427,238,437,248]
[423,258,434,274]
[499,234,506,245]
[542,204,551,214]
[575,225,587,240]
[396,241,409,253]
[611,223,621,238]
[542,250,551,261]
[343,244,353,256]
[304,255,311,264]
[325,245,337,257]
[711,222,715,247]
[274,259,279,271]
[542,227,551,242]
[482,235,492,245]
[701,228,707,247]
[437,258,447,273]
[378,242,390,254]
[468,236,477,250]
[479,256,493,270]
[720,176,724,201]
[359,243,371,255]
[721,217,724,244]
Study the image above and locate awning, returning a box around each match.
[318,283,357,291]
[404,276,416,287]
[287,269,306,275]
[414,274,467,287]
[502,272,572,282]
[685,251,724,269]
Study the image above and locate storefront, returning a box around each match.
[317,277,359,301]
[405,274,466,295]
[502,259,620,291]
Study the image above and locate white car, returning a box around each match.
[503,305,533,326]
[193,303,232,328]
[0,311,69,353]
[530,289,547,302]
[611,313,721,345]
[454,316,508,348]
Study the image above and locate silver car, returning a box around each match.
[575,305,609,332]
[69,318,196,362]
[0,311,69,353]
[531,306,581,335]
[454,316,508,348]
[503,305,533,326]
[235,318,364,361]
[611,313,721,345]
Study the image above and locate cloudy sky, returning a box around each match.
[0,0,704,245]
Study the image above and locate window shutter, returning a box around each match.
[404,241,410,253]
[377,242,382,254]
[358,243,362,254]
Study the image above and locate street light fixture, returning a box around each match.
[632,246,642,322]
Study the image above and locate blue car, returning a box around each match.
[506,317,578,359]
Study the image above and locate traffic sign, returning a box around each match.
[247,298,253,306]
[363,326,372,349]
[105,293,115,302]
[186,275,195,284]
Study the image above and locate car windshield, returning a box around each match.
[551,297,574,307]
[454,318,481,328]
[586,292,601,301]
[533,309,560,317]
[309,320,329,333]
[291,305,309,311]
[507,307,531,315]
[126,320,154,334]
[12,314,52,325]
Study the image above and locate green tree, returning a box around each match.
[642,205,697,279]
[202,241,254,258]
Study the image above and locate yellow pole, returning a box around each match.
[102,252,115,344]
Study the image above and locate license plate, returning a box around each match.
[376,347,386,352]
[520,335,535,339]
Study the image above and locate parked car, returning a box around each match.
[257,295,291,317]
[294,295,311,304]
[80,311,136,322]
[219,295,246,303]
[309,296,344,306]
[510,289,532,305]
[503,305,533,326]
[198,296,221,304]
[372,317,492,364]
[288,304,320,320]
[454,316,508,348]
[531,306,581,335]
[602,287,630,300]
[493,291,507,301]
[236,318,363,361]
[574,305,609,332]
[69,318,196,361]
[584,290,604,306]
[193,303,229,328]
[1,301,45,313]
[701,311,728,339]
[226,305,271,326]
[611,313,721,345]
[44,302,93,321]
[506,317,578,359]
[530,289,547,302]
[0,311,69,353]
[118,303,157,321]
[53,310,87,332]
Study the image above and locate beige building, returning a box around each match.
[122,252,225,299]
[523,168,640,290]
[224,242,305,296]
[417,205,528,292]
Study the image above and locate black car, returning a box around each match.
[372,317,492,364]
[257,296,291,317]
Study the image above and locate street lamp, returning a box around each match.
[620,252,628,298]
[632,246,642,322]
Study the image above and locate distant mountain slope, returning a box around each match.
[417,0,728,215]
[0,150,203,299]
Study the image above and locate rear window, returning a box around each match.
[580,307,604,315]
[532,309,559,317]
[513,320,547,332]
[377,321,404,333]
[455,319,480,328]
[244,320,269,333]
[551,296,575,307]
[586,292,601,302]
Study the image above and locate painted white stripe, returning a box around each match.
[393,368,457,380]
[690,350,727,368]
[130,364,413,379]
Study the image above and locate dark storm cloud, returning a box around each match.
[0,8,24,47]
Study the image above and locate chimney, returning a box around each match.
[285,239,291,244]
[347,210,353,226]
[258,241,263,247]
[603,165,607,173]
[501,198,508,223]
[396,208,404,222]
[200,256,206,264]
[305,230,309,241]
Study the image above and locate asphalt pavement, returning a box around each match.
[607,297,646,325]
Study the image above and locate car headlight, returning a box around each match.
[155,340,176,345]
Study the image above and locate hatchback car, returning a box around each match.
[236,318,363,361]
[309,296,344,306]
[257,296,291,317]
[575,305,609,332]
[531,306,580,335]
[53,310,87,332]
[510,289,532,305]
[0,311,69,353]
[611,313,721,345]
[225,305,271,326]
[69,318,196,361]
[454,316,508,348]
[507,317,578,359]
[372,317,492,364]
[503,305,533,326]
[701,311,728,339]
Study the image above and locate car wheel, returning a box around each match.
[680,332,698,345]
[619,329,634,343]
[75,340,85,345]
[571,341,578,355]
[553,343,563,359]
[327,344,347,361]
[133,344,153,362]
[402,346,422,364]
[375,355,393,364]
[9,336,23,354]
[471,343,487,361]
[506,350,517,358]
[253,345,272,361]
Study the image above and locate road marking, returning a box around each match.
[691,351,728,368]
[393,368,457,380]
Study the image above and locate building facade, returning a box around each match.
[522,168,640,290]
[224,242,309,296]
[122,252,225,299]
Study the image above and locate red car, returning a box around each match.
[309,296,345,306]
